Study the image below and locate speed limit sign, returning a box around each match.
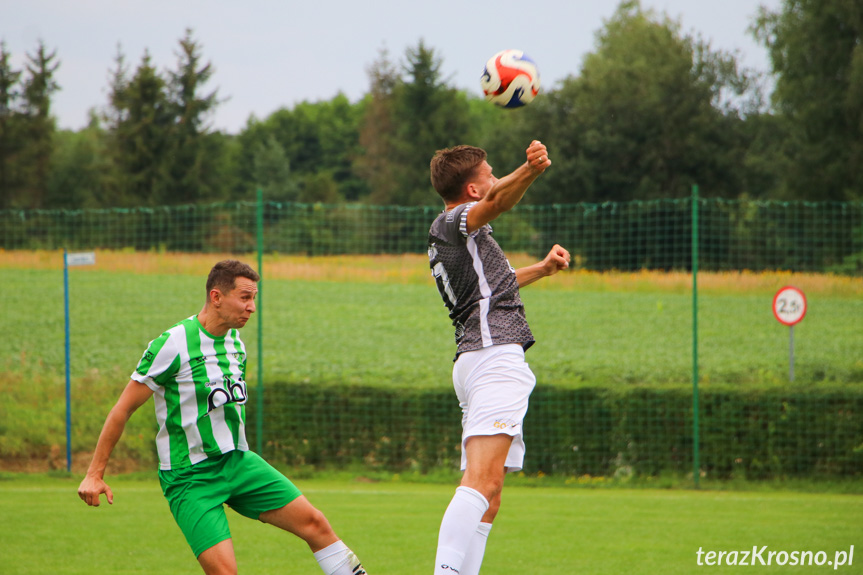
[773,286,806,381]
[773,286,807,326]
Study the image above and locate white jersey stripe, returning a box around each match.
[175,326,205,463]
[152,386,172,466]
[200,333,235,455]
[429,202,535,356]
[466,234,494,347]
[478,298,493,347]
[137,323,190,468]
[225,333,249,451]
[141,328,181,392]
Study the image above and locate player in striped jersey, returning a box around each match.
[78,260,367,575]
[428,141,570,575]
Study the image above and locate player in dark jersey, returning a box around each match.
[428,141,570,575]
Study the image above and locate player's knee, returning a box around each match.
[302,507,336,541]
[484,493,502,521]
[471,476,504,502]
[488,477,504,499]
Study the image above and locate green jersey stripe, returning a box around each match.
[135,329,171,384]
[133,315,250,470]
[215,333,243,449]
[184,321,220,458]
[229,331,248,450]
[159,356,189,469]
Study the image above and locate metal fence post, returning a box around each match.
[256,189,264,454]
[692,185,700,488]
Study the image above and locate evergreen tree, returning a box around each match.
[18,40,60,208]
[105,48,171,205]
[97,47,136,206]
[391,40,471,205]
[0,41,23,209]
[355,47,400,205]
[164,28,223,204]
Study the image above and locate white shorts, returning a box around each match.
[452,343,537,473]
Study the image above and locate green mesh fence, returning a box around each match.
[1,197,861,481]
[4,199,861,272]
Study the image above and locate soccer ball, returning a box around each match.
[480,49,540,108]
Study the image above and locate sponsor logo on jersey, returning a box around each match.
[206,375,248,413]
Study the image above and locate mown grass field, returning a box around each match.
[1,473,860,574]
[4,250,863,388]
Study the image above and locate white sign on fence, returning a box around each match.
[66,251,96,266]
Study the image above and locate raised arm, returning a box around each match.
[465,140,551,234]
[77,379,153,506]
[516,244,571,288]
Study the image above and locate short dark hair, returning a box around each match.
[206,260,259,300]
[430,145,487,203]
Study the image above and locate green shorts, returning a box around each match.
[158,450,302,557]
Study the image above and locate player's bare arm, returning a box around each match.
[515,244,571,288]
[77,379,153,506]
[465,140,551,234]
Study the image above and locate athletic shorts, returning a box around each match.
[158,450,302,557]
[452,343,537,473]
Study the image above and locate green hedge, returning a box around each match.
[247,382,863,481]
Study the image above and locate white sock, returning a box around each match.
[434,487,490,575]
[313,540,367,575]
[459,522,493,575]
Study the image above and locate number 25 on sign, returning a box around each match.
[772,286,807,381]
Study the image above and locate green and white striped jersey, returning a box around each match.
[132,315,249,470]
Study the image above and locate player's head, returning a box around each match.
[206,260,260,301]
[430,145,489,204]
[205,260,260,330]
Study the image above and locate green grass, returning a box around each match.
[3,267,861,469]
[5,269,863,387]
[1,474,860,574]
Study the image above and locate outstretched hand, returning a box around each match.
[541,244,570,276]
[527,140,552,173]
[515,244,571,288]
[78,475,114,507]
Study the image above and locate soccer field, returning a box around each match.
[2,475,860,574]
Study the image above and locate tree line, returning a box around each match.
[1,0,861,211]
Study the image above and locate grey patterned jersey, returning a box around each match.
[428,201,534,358]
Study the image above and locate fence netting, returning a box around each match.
[2,197,861,481]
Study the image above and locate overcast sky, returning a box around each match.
[3,0,780,134]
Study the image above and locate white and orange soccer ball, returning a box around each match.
[480,49,540,108]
